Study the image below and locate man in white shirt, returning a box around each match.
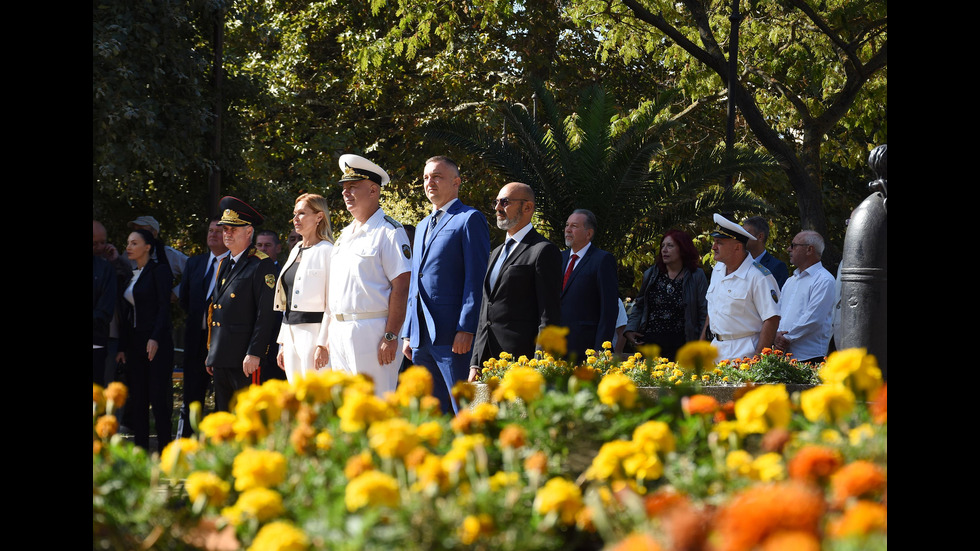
[327,154,412,397]
[774,231,836,363]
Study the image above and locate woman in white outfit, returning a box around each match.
[274,193,334,383]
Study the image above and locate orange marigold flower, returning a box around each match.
[788,445,844,484]
[524,450,549,475]
[95,414,119,439]
[662,503,712,551]
[344,451,375,480]
[712,481,825,551]
[759,530,820,551]
[607,532,663,551]
[683,394,720,415]
[643,488,690,518]
[827,500,887,538]
[761,427,791,454]
[831,460,886,506]
[290,423,316,455]
[104,381,128,409]
[870,384,887,424]
[499,424,527,449]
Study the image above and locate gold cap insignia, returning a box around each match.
[221,208,249,226]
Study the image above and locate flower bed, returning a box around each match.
[93,342,886,551]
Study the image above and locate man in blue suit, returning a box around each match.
[742,216,790,289]
[560,209,619,360]
[401,156,491,413]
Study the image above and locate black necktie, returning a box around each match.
[203,256,217,293]
[217,258,235,292]
[426,211,441,244]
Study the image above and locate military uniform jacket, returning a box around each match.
[205,247,278,368]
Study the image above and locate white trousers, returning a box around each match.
[712,334,760,363]
[328,317,399,397]
[278,322,326,384]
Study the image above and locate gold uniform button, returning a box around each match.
[230,293,236,298]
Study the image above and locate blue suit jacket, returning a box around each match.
[560,245,619,358]
[179,252,216,356]
[758,251,789,289]
[402,200,491,349]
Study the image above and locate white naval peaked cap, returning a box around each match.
[337,154,391,187]
[709,213,757,243]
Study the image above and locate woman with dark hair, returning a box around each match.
[115,228,175,452]
[623,229,708,361]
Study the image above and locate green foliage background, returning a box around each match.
[93,0,886,297]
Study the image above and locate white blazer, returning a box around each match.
[274,240,333,347]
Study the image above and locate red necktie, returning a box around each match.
[562,254,578,290]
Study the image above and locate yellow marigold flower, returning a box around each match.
[232,448,287,491]
[585,348,597,357]
[488,470,519,491]
[586,356,598,365]
[752,452,786,482]
[442,434,488,474]
[295,369,353,404]
[452,381,476,403]
[459,514,494,545]
[534,477,584,525]
[160,438,202,477]
[819,348,883,395]
[368,418,420,459]
[849,423,875,446]
[397,366,434,400]
[498,351,513,361]
[675,341,718,372]
[586,440,637,481]
[638,344,661,360]
[471,402,499,423]
[345,470,400,512]
[820,429,843,444]
[338,386,392,433]
[597,372,638,409]
[95,414,118,439]
[726,449,754,477]
[734,384,792,435]
[827,500,887,538]
[248,520,309,551]
[712,420,739,440]
[622,450,664,481]
[104,381,128,410]
[411,452,449,492]
[344,451,375,480]
[225,487,285,525]
[536,325,569,357]
[314,430,333,452]
[800,383,855,423]
[232,384,287,441]
[492,366,545,403]
[632,420,675,454]
[185,471,230,508]
[499,424,527,449]
[416,421,443,445]
[199,411,237,444]
[602,340,613,350]
[573,364,598,382]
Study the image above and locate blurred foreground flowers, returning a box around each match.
[94,341,885,551]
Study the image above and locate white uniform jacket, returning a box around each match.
[274,240,333,347]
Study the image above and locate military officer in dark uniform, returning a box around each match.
[205,196,279,412]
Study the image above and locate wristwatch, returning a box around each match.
[384,332,397,342]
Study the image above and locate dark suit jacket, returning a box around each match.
[205,247,278,369]
[473,227,562,367]
[403,200,491,348]
[118,259,173,352]
[179,252,221,361]
[560,245,619,358]
[758,251,789,289]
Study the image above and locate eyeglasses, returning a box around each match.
[491,197,528,209]
[788,242,809,249]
